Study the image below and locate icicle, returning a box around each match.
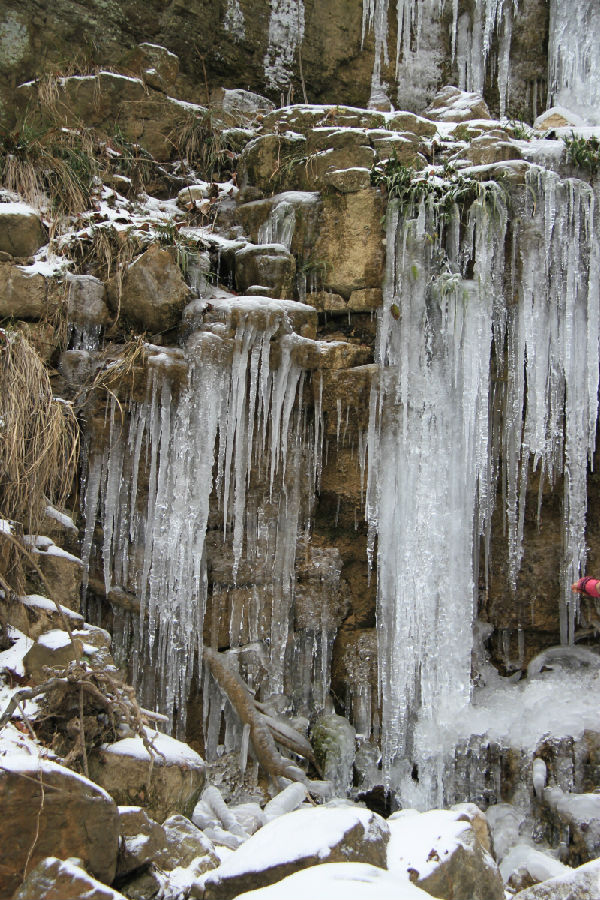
[263,0,305,93]
[548,0,600,123]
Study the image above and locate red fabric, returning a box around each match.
[572,576,600,597]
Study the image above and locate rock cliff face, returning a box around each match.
[0,0,552,127]
[2,5,600,895]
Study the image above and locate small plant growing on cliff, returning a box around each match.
[371,156,495,217]
[564,133,600,176]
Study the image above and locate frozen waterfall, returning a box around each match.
[548,0,600,124]
[368,167,600,805]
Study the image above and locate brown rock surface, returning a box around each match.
[13,857,127,900]
[0,757,119,897]
[0,263,47,319]
[0,204,46,257]
[108,244,190,334]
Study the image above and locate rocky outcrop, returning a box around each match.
[512,858,600,900]
[0,202,46,257]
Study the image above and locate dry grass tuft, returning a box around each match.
[0,329,79,532]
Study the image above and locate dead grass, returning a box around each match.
[0,329,79,533]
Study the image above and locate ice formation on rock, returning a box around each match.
[362,0,517,115]
[368,164,600,804]
[223,0,246,42]
[263,0,305,95]
[367,182,507,804]
[82,301,321,730]
[548,0,600,124]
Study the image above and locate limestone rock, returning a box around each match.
[311,714,356,794]
[88,732,206,823]
[0,202,46,257]
[109,244,190,334]
[533,106,585,131]
[348,288,383,311]
[0,756,119,897]
[235,191,320,257]
[544,786,600,864]
[512,858,600,899]
[239,133,307,193]
[324,167,373,193]
[24,629,83,682]
[123,42,180,92]
[28,537,83,611]
[202,806,389,899]
[67,274,109,326]
[117,806,166,878]
[386,807,504,900]
[13,857,127,900]
[461,134,522,166]
[424,86,492,122]
[1,591,83,641]
[500,844,570,892]
[0,262,47,319]
[234,244,296,298]
[314,188,384,297]
[156,813,219,872]
[211,87,275,127]
[387,112,438,138]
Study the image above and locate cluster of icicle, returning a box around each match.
[367,167,600,806]
[82,316,322,732]
[362,0,517,115]
[548,0,600,123]
[263,0,305,95]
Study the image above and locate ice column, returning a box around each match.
[367,186,507,805]
[263,0,305,94]
[548,0,600,124]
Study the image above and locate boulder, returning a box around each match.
[156,813,220,872]
[533,106,585,131]
[239,133,307,193]
[23,628,83,682]
[0,262,47,318]
[310,714,356,794]
[234,244,295,298]
[28,537,83,611]
[424,86,491,122]
[67,274,110,326]
[386,807,504,900]
[210,88,275,127]
[202,806,389,899]
[387,112,438,138]
[500,843,570,892]
[13,857,127,900]
[512,858,600,899]
[0,756,119,897]
[0,202,46,257]
[225,862,432,899]
[117,806,166,878]
[109,244,190,334]
[88,732,206,823]
[543,786,600,864]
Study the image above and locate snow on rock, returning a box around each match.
[229,862,431,900]
[89,730,206,823]
[0,755,118,897]
[202,806,389,899]
[0,626,34,676]
[102,731,204,767]
[12,856,127,900]
[511,857,600,899]
[544,787,600,864]
[386,807,504,899]
[500,843,570,892]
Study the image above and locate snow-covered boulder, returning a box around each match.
[544,787,600,864]
[0,202,46,258]
[13,856,127,900]
[386,807,504,900]
[201,806,389,899]
[423,85,491,122]
[88,731,206,823]
[117,806,166,878]
[0,756,119,897]
[231,862,433,900]
[512,857,600,899]
[23,628,83,682]
[157,813,219,873]
[500,843,570,892]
